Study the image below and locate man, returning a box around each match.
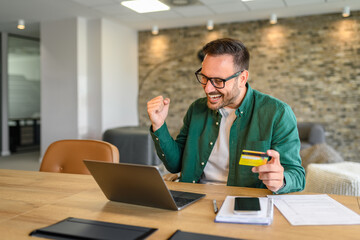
[147,38,305,194]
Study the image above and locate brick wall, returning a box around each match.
[138,11,360,162]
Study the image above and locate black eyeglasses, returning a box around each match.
[195,68,244,89]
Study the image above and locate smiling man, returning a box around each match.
[147,38,305,194]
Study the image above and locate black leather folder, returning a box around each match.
[29,217,157,240]
[168,230,244,240]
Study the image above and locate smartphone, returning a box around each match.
[233,197,261,215]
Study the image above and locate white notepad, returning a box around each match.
[215,196,273,225]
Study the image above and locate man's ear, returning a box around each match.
[239,70,249,87]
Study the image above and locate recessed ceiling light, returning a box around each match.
[121,0,170,13]
[270,14,277,24]
[172,0,190,5]
[17,19,25,30]
[207,20,214,31]
[342,6,350,18]
[152,25,159,35]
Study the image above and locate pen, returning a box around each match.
[213,199,218,214]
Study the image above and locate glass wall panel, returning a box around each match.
[7,36,40,152]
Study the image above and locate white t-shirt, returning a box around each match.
[200,107,237,185]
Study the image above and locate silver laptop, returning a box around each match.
[83,160,205,211]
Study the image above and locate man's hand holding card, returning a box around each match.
[242,149,285,193]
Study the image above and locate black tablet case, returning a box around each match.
[29,217,157,240]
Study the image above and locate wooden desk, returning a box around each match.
[0,169,359,239]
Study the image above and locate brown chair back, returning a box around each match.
[40,139,119,174]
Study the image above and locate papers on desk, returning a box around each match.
[215,196,273,225]
[268,194,360,226]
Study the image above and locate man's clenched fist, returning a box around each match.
[147,96,170,131]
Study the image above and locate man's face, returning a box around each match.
[201,54,247,110]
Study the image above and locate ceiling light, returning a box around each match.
[152,25,159,35]
[342,6,350,18]
[270,14,277,25]
[207,20,214,31]
[121,0,170,13]
[171,0,190,5]
[161,0,197,6]
[17,19,25,30]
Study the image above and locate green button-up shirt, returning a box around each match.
[151,83,305,194]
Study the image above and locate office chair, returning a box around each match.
[40,139,119,174]
[297,123,326,150]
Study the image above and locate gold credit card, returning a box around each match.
[239,150,269,167]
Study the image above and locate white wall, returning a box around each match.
[41,18,79,154]
[101,19,139,131]
[86,19,139,140]
[77,18,88,139]
[86,19,102,139]
[40,18,138,156]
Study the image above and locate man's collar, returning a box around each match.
[235,82,253,117]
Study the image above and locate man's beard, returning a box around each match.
[206,93,239,110]
[206,88,241,110]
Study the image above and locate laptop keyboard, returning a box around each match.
[170,190,201,208]
[172,196,197,207]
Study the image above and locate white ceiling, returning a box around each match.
[0,0,359,38]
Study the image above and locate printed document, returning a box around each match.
[268,194,360,226]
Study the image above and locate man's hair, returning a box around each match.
[202,38,250,71]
